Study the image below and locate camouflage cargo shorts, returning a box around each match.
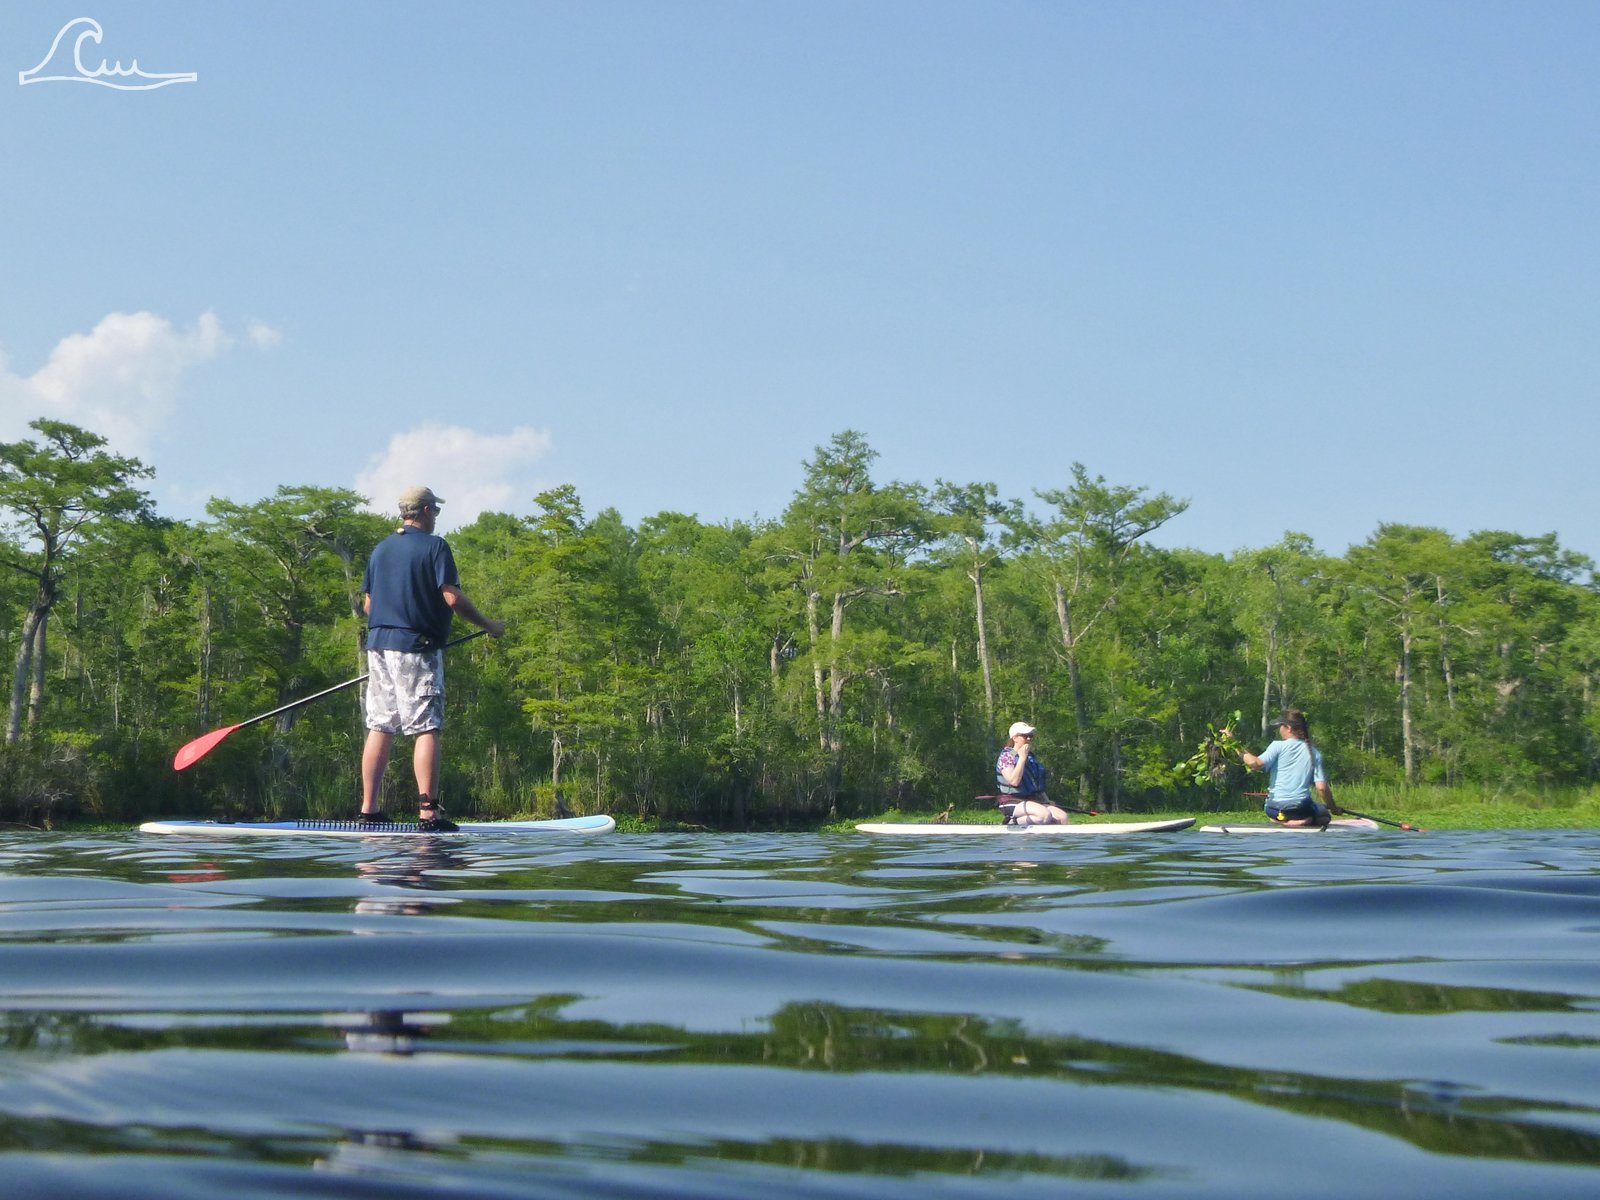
[364,649,445,735]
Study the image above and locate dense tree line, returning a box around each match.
[2,420,1596,826]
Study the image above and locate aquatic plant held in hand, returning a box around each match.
[1174,711,1245,787]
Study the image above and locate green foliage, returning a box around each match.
[1173,711,1244,787]
[0,421,1596,827]
[0,420,155,746]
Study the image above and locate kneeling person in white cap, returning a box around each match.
[995,721,1070,825]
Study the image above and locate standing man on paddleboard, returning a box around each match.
[995,721,1071,825]
[359,486,505,830]
[1237,709,1342,827]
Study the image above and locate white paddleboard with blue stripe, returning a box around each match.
[139,814,616,837]
[1198,818,1380,833]
[856,817,1194,836]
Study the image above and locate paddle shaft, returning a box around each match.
[173,629,487,770]
[241,628,486,730]
[1337,807,1426,832]
[1246,792,1422,831]
[974,794,1099,817]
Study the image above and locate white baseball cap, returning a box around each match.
[1008,721,1035,738]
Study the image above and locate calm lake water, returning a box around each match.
[2,826,1598,1198]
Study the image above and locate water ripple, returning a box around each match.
[1,828,1598,1197]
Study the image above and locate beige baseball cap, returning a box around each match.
[399,486,444,512]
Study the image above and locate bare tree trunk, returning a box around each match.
[27,611,47,732]
[824,591,848,818]
[198,589,214,728]
[1110,736,1123,809]
[1259,563,1286,733]
[7,602,44,744]
[949,638,961,733]
[807,588,826,751]
[827,591,847,737]
[971,568,995,735]
[1053,577,1092,800]
[1399,627,1416,784]
[74,585,85,702]
[1260,613,1278,735]
[1435,577,1456,711]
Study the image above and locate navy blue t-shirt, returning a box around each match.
[361,526,460,651]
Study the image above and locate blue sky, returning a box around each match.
[1,1,1596,563]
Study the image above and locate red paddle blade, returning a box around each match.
[173,724,241,771]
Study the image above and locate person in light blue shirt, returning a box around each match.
[1239,709,1343,826]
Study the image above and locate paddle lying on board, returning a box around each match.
[974,794,1100,817]
[1332,808,1426,832]
[173,629,488,771]
[1247,792,1424,832]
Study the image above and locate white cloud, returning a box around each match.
[0,311,279,457]
[246,321,283,350]
[355,424,555,531]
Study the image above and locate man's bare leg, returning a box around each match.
[361,730,393,815]
[412,730,441,814]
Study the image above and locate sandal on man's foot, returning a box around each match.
[357,809,391,825]
[417,799,458,834]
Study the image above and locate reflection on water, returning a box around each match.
[352,842,470,916]
[335,1008,434,1055]
[0,830,1598,1197]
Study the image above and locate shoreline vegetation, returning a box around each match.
[3,423,1598,831]
[31,784,1600,834]
[826,783,1600,832]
